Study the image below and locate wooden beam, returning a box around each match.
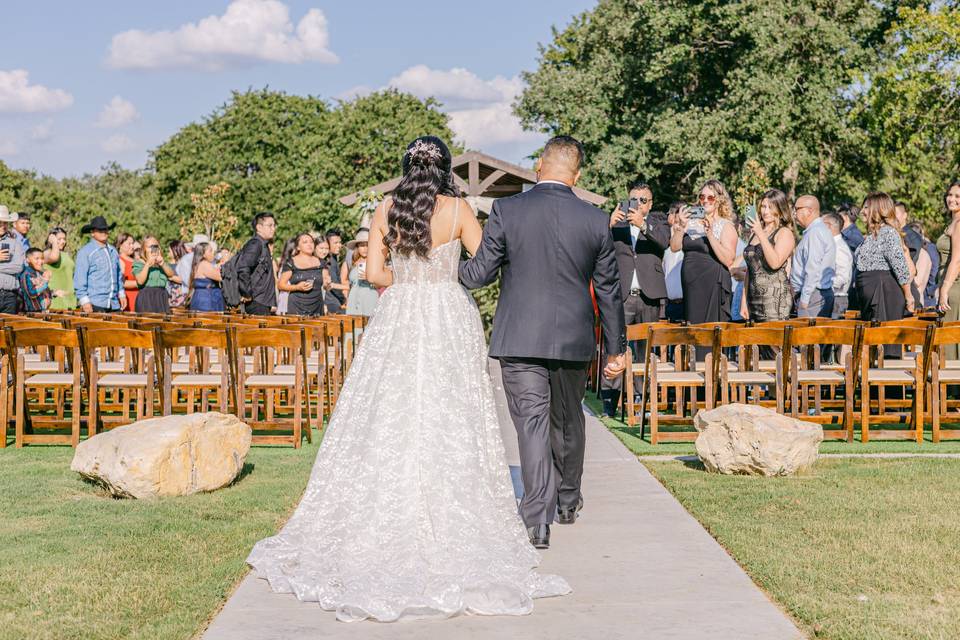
[477,169,506,195]
[452,173,469,195]
[468,159,480,196]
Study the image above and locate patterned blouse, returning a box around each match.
[854,224,912,285]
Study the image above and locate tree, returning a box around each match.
[187,182,238,248]
[859,1,960,233]
[516,0,901,208]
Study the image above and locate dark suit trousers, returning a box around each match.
[499,357,589,528]
[601,293,661,394]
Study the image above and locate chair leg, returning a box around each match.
[15,373,25,448]
[933,381,942,443]
[71,379,81,447]
[293,388,302,449]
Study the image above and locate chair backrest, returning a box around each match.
[718,326,788,349]
[932,324,960,348]
[650,326,716,348]
[154,327,228,351]
[85,327,154,351]
[791,325,858,347]
[10,326,80,349]
[234,326,302,351]
[625,322,671,342]
[860,325,929,348]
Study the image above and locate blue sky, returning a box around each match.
[0,0,596,178]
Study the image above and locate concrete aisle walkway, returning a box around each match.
[203,408,803,640]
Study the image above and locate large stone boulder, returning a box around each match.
[693,403,823,476]
[71,412,252,498]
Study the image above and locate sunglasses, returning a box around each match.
[698,194,717,204]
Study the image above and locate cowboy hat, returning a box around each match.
[345,228,370,250]
[80,215,116,234]
[186,233,210,249]
[0,205,18,223]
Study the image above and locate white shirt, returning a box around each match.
[833,234,853,295]
[663,249,683,300]
[628,224,641,290]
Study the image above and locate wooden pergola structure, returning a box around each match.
[339,151,608,216]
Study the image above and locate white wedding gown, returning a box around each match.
[247,231,571,622]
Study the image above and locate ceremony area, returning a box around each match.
[4,0,960,639]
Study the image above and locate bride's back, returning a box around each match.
[390,195,463,286]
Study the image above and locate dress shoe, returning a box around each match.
[557,498,583,525]
[527,524,550,549]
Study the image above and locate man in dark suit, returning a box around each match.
[601,182,670,416]
[459,136,626,550]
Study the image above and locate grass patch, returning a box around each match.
[583,395,960,455]
[645,457,960,640]
[0,438,319,640]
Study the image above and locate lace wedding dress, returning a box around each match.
[247,211,571,622]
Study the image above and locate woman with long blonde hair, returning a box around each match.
[669,179,739,329]
[853,192,914,323]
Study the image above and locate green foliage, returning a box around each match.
[516,0,909,208]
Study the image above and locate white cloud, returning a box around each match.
[0,69,73,113]
[101,134,136,154]
[0,138,18,156]
[335,85,372,101]
[107,0,338,71]
[385,65,540,149]
[96,96,139,128]
[30,120,54,142]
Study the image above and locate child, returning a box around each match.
[19,247,59,312]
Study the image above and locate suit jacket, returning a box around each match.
[610,212,671,300]
[459,182,627,361]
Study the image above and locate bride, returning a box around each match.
[246,136,571,622]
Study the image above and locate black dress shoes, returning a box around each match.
[557,498,583,525]
[527,524,550,549]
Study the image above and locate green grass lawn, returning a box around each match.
[644,457,960,640]
[583,395,960,455]
[0,438,320,640]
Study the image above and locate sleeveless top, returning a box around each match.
[743,229,793,321]
[47,251,77,310]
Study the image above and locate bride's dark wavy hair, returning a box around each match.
[384,136,458,258]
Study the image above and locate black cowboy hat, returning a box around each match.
[80,215,116,234]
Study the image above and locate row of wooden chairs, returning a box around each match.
[0,311,368,448]
[620,317,960,445]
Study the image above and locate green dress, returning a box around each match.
[46,252,77,310]
[937,232,960,359]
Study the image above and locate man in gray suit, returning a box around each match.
[459,136,627,549]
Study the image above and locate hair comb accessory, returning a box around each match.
[407,139,443,163]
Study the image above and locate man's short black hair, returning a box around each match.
[16,212,31,221]
[628,181,652,195]
[325,228,343,240]
[25,247,42,258]
[251,211,275,233]
[542,135,584,170]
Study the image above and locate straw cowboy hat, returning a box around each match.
[80,215,116,234]
[186,233,210,249]
[0,205,18,222]
[345,228,370,250]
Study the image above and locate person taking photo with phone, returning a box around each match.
[74,215,125,313]
[601,181,669,416]
[740,189,796,322]
[0,206,26,313]
[133,235,182,313]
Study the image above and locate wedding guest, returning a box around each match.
[324,228,348,313]
[236,212,278,316]
[345,229,378,317]
[133,235,182,313]
[603,182,669,415]
[19,248,55,311]
[11,211,31,250]
[670,179,738,327]
[0,206,25,313]
[279,232,326,316]
[893,201,922,307]
[116,232,139,312]
[822,213,853,320]
[188,242,224,312]
[168,239,191,308]
[909,221,940,308]
[906,222,934,310]
[837,203,864,253]
[43,226,77,310]
[855,193,914,324]
[936,180,960,358]
[730,216,747,322]
[74,215,125,313]
[791,195,836,318]
[662,202,685,321]
[275,236,297,315]
[740,189,796,322]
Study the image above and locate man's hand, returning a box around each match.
[81,303,94,313]
[603,353,627,380]
[119,295,128,311]
[799,301,809,312]
[609,208,626,228]
[625,207,646,228]
[41,270,52,281]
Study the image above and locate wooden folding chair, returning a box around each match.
[860,324,932,443]
[153,328,230,416]
[7,326,83,447]
[643,326,718,444]
[84,327,156,434]
[927,324,960,442]
[232,327,305,447]
[718,326,789,413]
[623,322,672,426]
[0,329,11,447]
[790,325,861,441]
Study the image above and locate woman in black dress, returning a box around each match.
[278,232,326,316]
[670,179,739,327]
